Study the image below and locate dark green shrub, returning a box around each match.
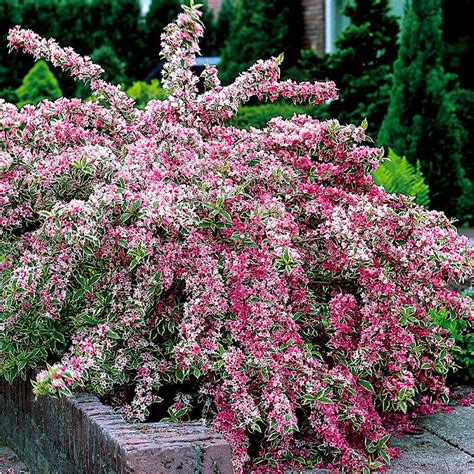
[219,0,302,84]
[442,0,474,90]
[289,0,399,135]
[379,0,472,221]
[91,43,126,84]
[15,60,62,107]
[450,88,474,191]
[216,0,235,53]
[373,149,430,207]
[431,292,474,381]
[230,102,330,130]
[0,0,23,97]
[328,0,399,133]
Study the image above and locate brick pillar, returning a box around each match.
[301,0,326,53]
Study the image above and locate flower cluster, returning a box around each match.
[1,5,472,473]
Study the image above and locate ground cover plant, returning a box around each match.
[0,4,473,473]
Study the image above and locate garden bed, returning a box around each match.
[0,376,232,473]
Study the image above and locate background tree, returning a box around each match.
[215,0,235,53]
[107,0,143,79]
[144,0,181,72]
[15,60,62,107]
[378,0,472,220]
[91,43,127,84]
[0,0,23,101]
[219,0,303,84]
[290,0,399,133]
[442,0,473,90]
[198,0,219,56]
[327,0,399,133]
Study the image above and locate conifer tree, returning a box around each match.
[288,0,398,133]
[145,0,181,72]
[15,60,62,107]
[219,0,302,84]
[0,0,22,100]
[198,0,219,56]
[91,43,126,84]
[328,0,399,133]
[379,0,472,219]
[216,0,235,53]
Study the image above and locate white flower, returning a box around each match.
[0,151,13,173]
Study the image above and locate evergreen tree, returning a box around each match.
[442,0,474,90]
[199,0,219,56]
[88,0,143,80]
[0,0,23,100]
[216,0,235,53]
[450,89,474,190]
[144,0,181,72]
[219,0,302,85]
[379,0,472,219]
[109,0,143,79]
[327,0,399,133]
[91,43,127,84]
[15,60,62,107]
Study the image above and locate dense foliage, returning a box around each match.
[126,80,168,109]
[1,6,473,473]
[290,0,399,134]
[451,88,474,202]
[0,0,22,100]
[431,293,474,382]
[442,0,474,90]
[15,59,62,107]
[219,0,302,84]
[0,0,223,98]
[215,0,235,54]
[378,0,473,221]
[373,149,430,208]
[231,102,329,130]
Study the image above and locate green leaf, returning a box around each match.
[219,210,232,223]
[120,212,132,223]
[378,434,391,448]
[51,330,66,344]
[174,407,187,418]
[380,449,390,464]
[358,379,375,393]
[73,288,85,301]
[275,52,285,65]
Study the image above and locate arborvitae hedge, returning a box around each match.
[378,0,472,220]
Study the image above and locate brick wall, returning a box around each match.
[207,0,327,54]
[0,376,232,473]
[302,0,326,53]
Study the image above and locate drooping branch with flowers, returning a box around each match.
[0,4,472,473]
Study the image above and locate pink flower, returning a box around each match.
[1,4,472,474]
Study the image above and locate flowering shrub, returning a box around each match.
[1,5,473,473]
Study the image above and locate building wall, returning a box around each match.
[302,0,326,53]
[182,0,403,55]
